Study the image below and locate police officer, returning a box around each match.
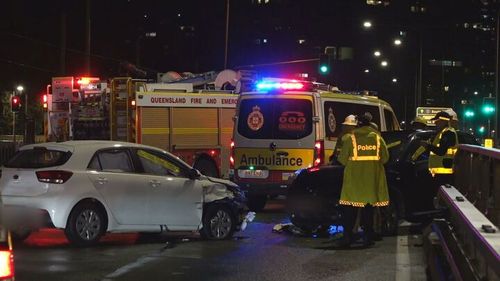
[420,111,458,188]
[330,115,357,165]
[333,114,390,248]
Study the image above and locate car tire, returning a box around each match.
[194,157,219,178]
[65,201,107,247]
[247,195,267,212]
[380,200,399,236]
[201,204,235,240]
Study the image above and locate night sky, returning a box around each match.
[0,0,496,125]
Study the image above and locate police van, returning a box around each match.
[230,78,400,211]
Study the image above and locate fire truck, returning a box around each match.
[45,70,255,178]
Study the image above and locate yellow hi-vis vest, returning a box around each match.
[349,134,381,161]
[338,129,389,207]
[428,127,458,176]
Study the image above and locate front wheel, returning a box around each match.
[201,205,235,240]
[65,202,107,247]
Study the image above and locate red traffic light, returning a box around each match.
[11,95,21,112]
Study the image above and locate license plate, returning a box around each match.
[237,169,269,179]
[282,172,293,181]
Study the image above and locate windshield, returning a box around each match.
[237,97,313,140]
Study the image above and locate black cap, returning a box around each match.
[430,111,451,121]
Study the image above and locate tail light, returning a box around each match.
[0,249,14,280]
[229,140,235,169]
[313,140,324,167]
[36,170,73,184]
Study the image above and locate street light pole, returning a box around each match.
[224,0,230,69]
[495,9,499,142]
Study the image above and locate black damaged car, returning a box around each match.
[286,129,479,235]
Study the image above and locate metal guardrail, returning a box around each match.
[424,145,500,280]
[434,185,500,281]
[454,144,500,226]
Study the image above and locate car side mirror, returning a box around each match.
[188,168,201,180]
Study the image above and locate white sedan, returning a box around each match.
[0,141,250,246]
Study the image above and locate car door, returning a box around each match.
[132,148,203,228]
[87,148,150,225]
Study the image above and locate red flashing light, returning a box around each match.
[0,250,14,279]
[229,140,235,168]
[42,94,48,109]
[210,150,216,156]
[256,81,305,91]
[308,167,320,173]
[313,140,324,167]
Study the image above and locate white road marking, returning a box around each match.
[395,235,411,281]
[101,256,159,280]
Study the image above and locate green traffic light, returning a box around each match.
[464,110,475,118]
[479,126,485,134]
[320,65,329,74]
[482,105,495,114]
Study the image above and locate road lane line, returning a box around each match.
[395,235,411,281]
[101,255,160,280]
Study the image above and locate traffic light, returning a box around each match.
[482,97,495,115]
[11,95,21,112]
[318,54,330,75]
[464,108,475,118]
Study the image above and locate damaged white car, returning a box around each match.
[0,141,251,246]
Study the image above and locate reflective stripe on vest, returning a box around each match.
[428,127,458,176]
[349,133,381,161]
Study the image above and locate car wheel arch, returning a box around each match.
[66,198,109,232]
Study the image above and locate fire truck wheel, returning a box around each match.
[247,195,267,212]
[194,158,219,178]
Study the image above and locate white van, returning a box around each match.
[230,79,400,211]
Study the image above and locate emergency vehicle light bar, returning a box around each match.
[256,80,305,91]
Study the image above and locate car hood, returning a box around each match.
[206,176,239,189]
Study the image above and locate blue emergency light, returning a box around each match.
[256,80,305,91]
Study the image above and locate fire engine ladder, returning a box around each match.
[167,71,218,88]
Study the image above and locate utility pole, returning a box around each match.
[85,0,91,75]
[60,11,67,75]
[495,9,499,142]
[224,0,230,69]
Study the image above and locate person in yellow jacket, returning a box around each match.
[420,111,458,206]
[333,114,390,248]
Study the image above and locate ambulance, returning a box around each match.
[231,78,400,211]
